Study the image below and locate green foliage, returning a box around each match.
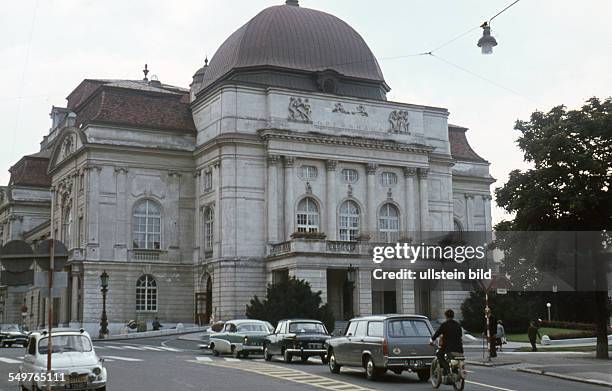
[246,277,335,332]
[460,291,531,334]
[494,97,611,358]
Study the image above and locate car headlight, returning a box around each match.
[92,367,101,376]
[244,336,248,344]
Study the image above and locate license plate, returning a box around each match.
[66,382,87,389]
[405,359,424,367]
[69,374,88,383]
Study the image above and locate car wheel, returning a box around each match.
[417,369,430,382]
[2,342,8,348]
[6,343,12,348]
[283,349,293,363]
[231,346,241,358]
[328,350,341,374]
[211,345,219,357]
[364,356,384,381]
[264,346,272,361]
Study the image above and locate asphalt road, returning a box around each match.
[0,335,606,391]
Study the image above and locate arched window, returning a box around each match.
[62,206,72,249]
[133,200,161,249]
[339,200,360,241]
[379,203,400,243]
[296,198,319,233]
[136,274,157,312]
[204,206,214,250]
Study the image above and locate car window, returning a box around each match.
[354,321,367,337]
[367,321,384,337]
[1,324,20,332]
[236,323,269,332]
[27,338,36,355]
[388,320,432,337]
[345,322,357,336]
[274,322,283,334]
[38,335,92,354]
[225,323,237,332]
[288,322,327,334]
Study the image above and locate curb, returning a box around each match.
[516,368,612,388]
[466,360,521,367]
[92,327,207,342]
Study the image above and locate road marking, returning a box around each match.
[104,346,125,350]
[101,355,144,362]
[196,356,212,362]
[157,346,181,352]
[0,357,22,364]
[466,380,518,391]
[121,346,146,351]
[139,346,165,351]
[190,359,376,391]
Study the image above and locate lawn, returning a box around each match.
[506,327,583,342]
[515,345,612,352]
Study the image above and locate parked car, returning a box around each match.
[326,314,435,381]
[264,319,330,363]
[19,328,107,391]
[0,324,28,347]
[209,319,273,358]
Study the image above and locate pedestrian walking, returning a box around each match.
[152,317,163,331]
[528,321,541,352]
[496,320,506,351]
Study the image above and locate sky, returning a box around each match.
[1,0,611,225]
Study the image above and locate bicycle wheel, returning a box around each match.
[430,359,442,388]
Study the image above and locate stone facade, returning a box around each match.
[0,1,495,331]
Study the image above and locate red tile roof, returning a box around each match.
[68,79,196,134]
[448,124,488,163]
[9,152,52,187]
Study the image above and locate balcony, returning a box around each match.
[268,238,366,258]
[128,249,167,262]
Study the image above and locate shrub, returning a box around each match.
[246,276,335,332]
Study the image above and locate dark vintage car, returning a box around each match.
[326,315,435,381]
[264,319,330,363]
[0,324,29,347]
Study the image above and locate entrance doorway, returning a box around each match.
[414,279,431,318]
[371,277,397,314]
[195,274,212,325]
[326,269,355,321]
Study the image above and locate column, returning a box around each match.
[465,194,475,231]
[283,156,296,240]
[357,268,372,316]
[193,169,202,258]
[325,160,338,240]
[214,162,222,256]
[403,167,417,236]
[266,155,281,243]
[365,163,378,240]
[418,168,429,232]
[69,268,79,325]
[483,195,492,232]
[115,167,128,250]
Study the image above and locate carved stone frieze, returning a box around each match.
[288,96,312,122]
[389,110,410,133]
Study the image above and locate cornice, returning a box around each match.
[258,129,434,154]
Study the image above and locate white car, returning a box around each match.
[19,329,107,391]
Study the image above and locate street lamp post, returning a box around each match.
[546,302,551,322]
[99,271,109,339]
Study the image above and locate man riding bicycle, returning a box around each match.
[430,309,464,375]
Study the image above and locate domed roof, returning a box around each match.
[197,1,388,98]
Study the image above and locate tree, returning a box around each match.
[246,277,335,332]
[461,291,532,334]
[495,97,612,359]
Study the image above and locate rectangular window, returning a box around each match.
[381,172,397,186]
[77,217,83,247]
[203,171,213,191]
[300,165,318,180]
[387,320,432,337]
[367,321,384,337]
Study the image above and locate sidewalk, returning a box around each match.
[93,326,208,341]
[467,350,612,388]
